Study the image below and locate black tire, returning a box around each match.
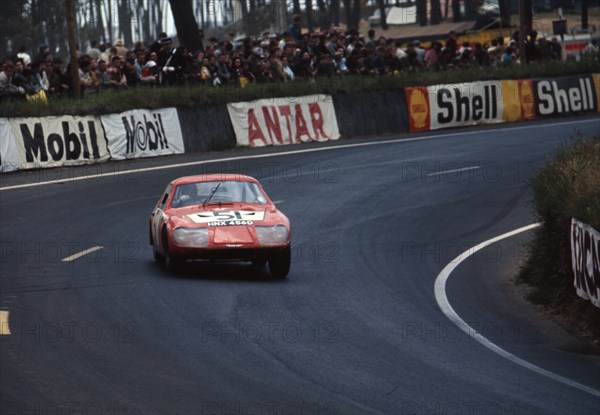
[251,257,267,268]
[268,246,291,279]
[163,229,182,273]
[153,242,164,263]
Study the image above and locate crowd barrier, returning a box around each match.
[1,73,598,173]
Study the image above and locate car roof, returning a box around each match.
[170,174,259,186]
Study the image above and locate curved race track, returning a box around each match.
[1,117,599,414]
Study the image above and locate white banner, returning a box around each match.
[428,81,504,130]
[571,218,600,308]
[227,95,340,147]
[0,118,20,172]
[101,107,185,160]
[5,115,110,170]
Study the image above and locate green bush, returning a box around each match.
[1,59,598,118]
[518,134,600,337]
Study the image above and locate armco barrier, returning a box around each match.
[177,105,236,153]
[332,90,409,138]
[1,73,599,173]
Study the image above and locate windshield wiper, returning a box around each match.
[202,182,221,206]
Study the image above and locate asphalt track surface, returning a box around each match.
[1,116,599,414]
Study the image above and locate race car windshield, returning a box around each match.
[171,181,267,208]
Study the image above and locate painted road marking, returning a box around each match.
[1,118,597,191]
[434,223,600,398]
[62,246,103,262]
[426,166,481,177]
[0,311,11,335]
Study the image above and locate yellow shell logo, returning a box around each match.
[520,81,534,119]
[410,89,428,129]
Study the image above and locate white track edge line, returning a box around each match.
[1,118,596,191]
[434,223,600,397]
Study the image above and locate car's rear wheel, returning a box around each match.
[268,246,290,279]
[163,229,182,273]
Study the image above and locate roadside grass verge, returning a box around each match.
[518,133,600,341]
[1,58,598,118]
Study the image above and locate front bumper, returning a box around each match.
[171,244,290,262]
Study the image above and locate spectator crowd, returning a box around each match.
[1,14,597,101]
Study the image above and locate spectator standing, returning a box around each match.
[414,40,425,64]
[445,31,458,59]
[288,15,302,46]
[87,40,101,61]
[365,29,376,52]
[424,42,439,69]
[16,46,31,66]
[96,60,112,89]
[216,52,232,85]
[48,57,69,96]
[0,63,26,97]
[115,39,128,58]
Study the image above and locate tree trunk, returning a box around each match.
[168,0,202,50]
[351,0,361,30]
[316,0,327,28]
[65,0,80,99]
[430,0,441,25]
[524,0,532,33]
[306,0,314,32]
[498,0,510,25]
[293,0,301,14]
[417,0,427,26]
[452,0,461,22]
[274,0,287,33]
[378,0,388,30]
[464,0,477,20]
[330,0,340,26]
[118,0,133,46]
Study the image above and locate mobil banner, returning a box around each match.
[571,218,600,308]
[101,107,185,160]
[534,74,598,117]
[0,118,20,172]
[406,79,540,132]
[4,115,109,170]
[227,95,340,147]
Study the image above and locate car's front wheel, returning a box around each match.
[268,246,290,279]
[163,229,182,273]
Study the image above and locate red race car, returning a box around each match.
[150,174,291,278]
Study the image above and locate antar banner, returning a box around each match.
[227,95,340,147]
[571,218,600,308]
[534,75,598,117]
[3,115,110,170]
[101,108,185,160]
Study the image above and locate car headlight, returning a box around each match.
[173,228,208,247]
[255,225,289,246]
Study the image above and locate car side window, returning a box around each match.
[159,185,172,209]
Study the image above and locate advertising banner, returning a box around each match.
[571,218,600,308]
[227,95,340,147]
[534,75,597,117]
[0,118,20,172]
[407,81,505,131]
[101,107,185,160]
[5,115,109,170]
